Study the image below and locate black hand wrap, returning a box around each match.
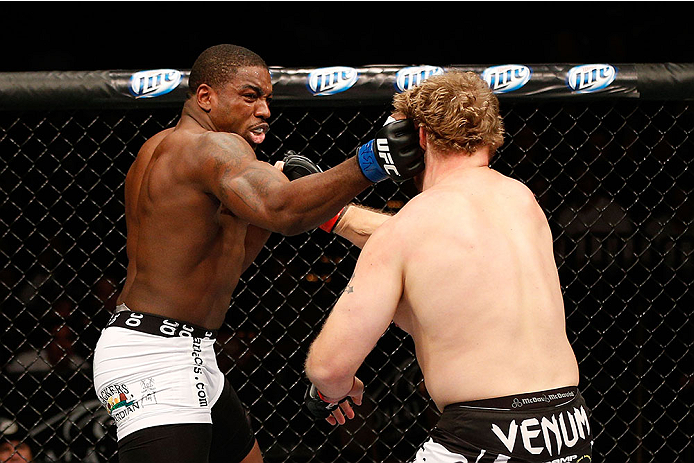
[357,119,425,182]
[283,151,323,180]
[305,384,349,419]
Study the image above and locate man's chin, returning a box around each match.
[249,131,266,146]
[247,122,269,147]
[242,135,260,151]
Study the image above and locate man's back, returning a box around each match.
[392,167,579,409]
[119,125,250,329]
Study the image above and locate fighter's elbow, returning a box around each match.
[304,356,323,383]
[257,197,302,235]
[268,210,308,236]
[305,355,351,386]
[279,219,309,236]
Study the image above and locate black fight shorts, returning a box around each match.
[412,387,593,463]
[117,377,255,463]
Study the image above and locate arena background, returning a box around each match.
[2,3,693,462]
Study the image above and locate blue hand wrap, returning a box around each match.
[357,139,387,182]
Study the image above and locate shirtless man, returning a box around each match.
[304,71,593,462]
[92,44,423,463]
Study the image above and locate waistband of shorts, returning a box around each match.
[445,386,580,411]
[106,304,217,339]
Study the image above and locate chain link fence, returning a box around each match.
[1,70,693,462]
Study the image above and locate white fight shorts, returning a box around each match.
[93,305,223,441]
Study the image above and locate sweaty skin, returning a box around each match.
[118,66,371,330]
[306,144,579,415]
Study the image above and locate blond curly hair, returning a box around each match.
[393,71,505,155]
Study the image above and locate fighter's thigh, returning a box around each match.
[209,379,258,463]
[118,423,212,463]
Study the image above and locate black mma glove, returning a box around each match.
[283,151,322,180]
[305,383,350,419]
[357,118,424,182]
[282,151,348,233]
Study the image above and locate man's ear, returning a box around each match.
[196,84,213,113]
[418,126,427,151]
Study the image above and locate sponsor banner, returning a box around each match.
[114,64,642,102]
[1,64,692,110]
[271,64,639,102]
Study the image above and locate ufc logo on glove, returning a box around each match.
[356,119,424,183]
[375,138,400,177]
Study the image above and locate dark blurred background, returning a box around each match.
[1,2,692,72]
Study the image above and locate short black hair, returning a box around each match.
[187,44,268,96]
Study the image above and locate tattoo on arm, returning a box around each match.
[212,152,282,213]
[343,284,354,295]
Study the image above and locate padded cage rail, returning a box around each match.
[1,63,694,111]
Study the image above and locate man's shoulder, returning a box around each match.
[192,131,253,158]
[164,126,242,146]
[372,195,432,239]
[397,190,450,218]
[140,127,175,151]
[154,129,252,166]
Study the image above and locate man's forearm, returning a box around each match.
[331,204,393,248]
[273,156,373,235]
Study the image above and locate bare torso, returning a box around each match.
[117,120,267,330]
[392,167,579,410]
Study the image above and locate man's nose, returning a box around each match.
[256,99,271,119]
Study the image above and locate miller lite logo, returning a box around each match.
[482,65,532,93]
[566,64,616,93]
[376,138,400,176]
[129,69,183,98]
[307,66,358,96]
[395,65,444,93]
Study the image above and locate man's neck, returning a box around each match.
[180,99,216,132]
[421,146,491,191]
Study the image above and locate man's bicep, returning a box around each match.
[218,162,287,216]
[315,228,404,359]
[201,135,288,228]
[342,236,404,319]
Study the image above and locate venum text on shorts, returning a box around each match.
[491,405,591,458]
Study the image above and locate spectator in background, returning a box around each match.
[0,418,34,463]
[5,298,88,375]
